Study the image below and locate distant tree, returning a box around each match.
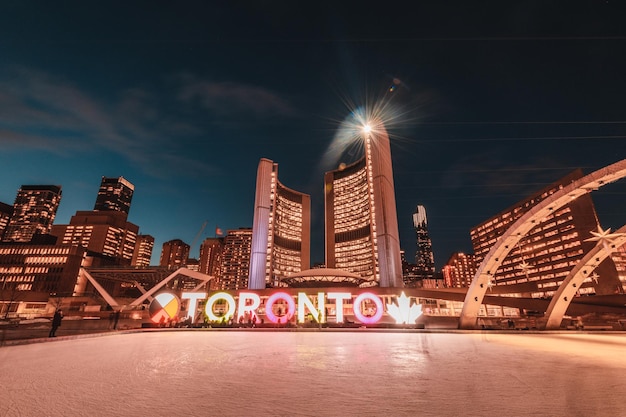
[1,278,24,320]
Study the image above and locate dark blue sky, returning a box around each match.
[1,1,625,267]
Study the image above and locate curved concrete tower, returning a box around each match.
[324,120,403,287]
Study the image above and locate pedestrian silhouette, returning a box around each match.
[49,309,63,337]
[113,310,120,330]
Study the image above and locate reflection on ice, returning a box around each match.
[1,331,625,416]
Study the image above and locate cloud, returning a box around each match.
[0,67,299,181]
[176,74,296,119]
[0,67,219,178]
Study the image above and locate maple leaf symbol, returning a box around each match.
[386,292,423,324]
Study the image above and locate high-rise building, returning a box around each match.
[199,237,224,290]
[0,201,12,240]
[160,239,190,269]
[324,120,403,287]
[221,228,252,291]
[249,159,311,289]
[131,234,154,267]
[442,252,478,288]
[470,169,621,298]
[51,211,139,266]
[51,177,140,267]
[2,185,62,243]
[94,176,134,215]
[413,205,435,278]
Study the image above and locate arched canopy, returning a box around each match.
[459,159,626,329]
[543,224,626,329]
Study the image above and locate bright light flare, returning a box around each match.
[362,124,372,134]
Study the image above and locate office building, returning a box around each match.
[324,119,403,287]
[413,205,435,278]
[160,239,190,270]
[51,211,139,266]
[94,176,134,215]
[131,234,154,267]
[51,177,142,267]
[221,228,252,291]
[442,252,478,288]
[2,185,62,243]
[249,158,311,289]
[0,243,86,296]
[199,237,224,290]
[470,169,621,298]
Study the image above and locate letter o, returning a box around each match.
[265,292,296,324]
[205,292,236,321]
[353,292,383,324]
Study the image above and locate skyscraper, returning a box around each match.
[51,177,140,266]
[324,120,403,287]
[221,228,253,290]
[442,252,478,288]
[2,185,62,243]
[131,234,154,267]
[94,176,134,215]
[413,205,435,278]
[160,239,190,269]
[199,237,224,290]
[470,169,621,297]
[249,159,311,289]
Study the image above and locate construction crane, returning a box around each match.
[190,220,208,259]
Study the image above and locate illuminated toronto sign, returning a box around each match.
[149,290,423,325]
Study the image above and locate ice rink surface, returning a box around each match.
[1,330,626,416]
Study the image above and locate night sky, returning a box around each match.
[1,1,625,267]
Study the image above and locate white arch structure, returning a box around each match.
[81,267,214,309]
[543,224,626,329]
[459,159,626,329]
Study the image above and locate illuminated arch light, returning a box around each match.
[353,292,384,324]
[205,292,236,322]
[386,292,423,324]
[265,291,296,324]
